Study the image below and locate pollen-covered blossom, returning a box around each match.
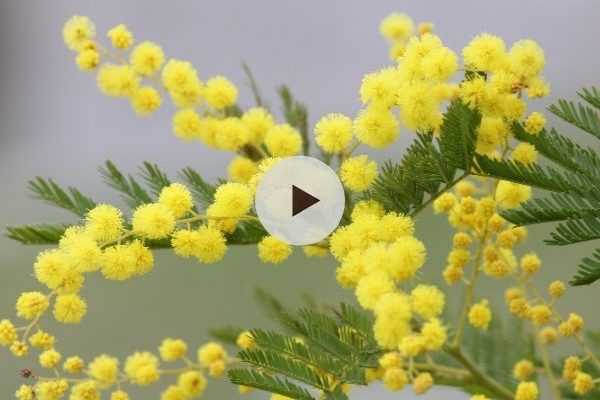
[204,76,238,109]
[468,300,492,330]
[264,124,302,157]
[515,381,539,400]
[410,285,445,319]
[314,113,353,153]
[258,236,292,264]
[228,157,258,183]
[339,155,378,192]
[1,11,589,400]
[107,24,134,49]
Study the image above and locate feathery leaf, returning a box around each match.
[28,177,96,217]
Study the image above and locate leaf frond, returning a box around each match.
[228,369,315,400]
[139,161,171,197]
[6,224,69,245]
[28,177,96,217]
[99,160,153,208]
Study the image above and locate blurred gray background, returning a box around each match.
[1,1,599,398]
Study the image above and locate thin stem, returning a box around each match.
[446,346,514,400]
[413,362,471,381]
[574,334,600,371]
[410,172,469,217]
[453,229,487,348]
[101,213,258,249]
[538,338,562,400]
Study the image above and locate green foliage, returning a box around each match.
[28,177,96,217]
[139,161,171,197]
[225,218,268,245]
[548,93,600,139]
[368,101,479,215]
[226,291,545,400]
[278,85,310,155]
[229,369,315,400]
[242,62,268,109]
[99,160,153,208]
[475,87,600,285]
[6,161,264,247]
[179,166,217,209]
[228,294,380,399]
[6,224,68,245]
[461,316,534,390]
[209,326,245,346]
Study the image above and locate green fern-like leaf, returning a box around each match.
[99,160,153,208]
[179,167,217,209]
[242,63,268,109]
[368,101,480,215]
[209,326,244,345]
[28,177,96,217]
[474,155,597,196]
[546,216,600,246]
[139,161,171,197]
[238,348,331,391]
[579,87,600,111]
[548,98,600,139]
[278,85,309,155]
[513,125,600,179]
[225,219,268,245]
[6,224,69,245]
[334,303,375,342]
[571,249,600,286]
[438,101,480,172]
[228,369,315,400]
[249,329,351,382]
[501,193,600,226]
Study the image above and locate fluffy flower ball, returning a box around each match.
[496,181,531,209]
[53,294,87,324]
[354,106,399,149]
[159,338,188,362]
[63,16,96,51]
[85,204,123,242]
[130,41,165,76]
[314,113,353,154]
[379,13,414,42]
[264,124,302,157]
[258,236,292,264]
[204,76,238,109]
[97,64,139,97]
[468,300,491,330]
[16,292,49,320]
[242,107,274,143]
[228,157,258,183]
[132,203,176,239]
[88,354,119,386]
[159,183,193,218]
[172,226,227,263]
[125,352,160,385]
[131,87,162,116]
[373,292,412,349]
[340,155,378,192]
[212,183,253,218]
[410,285,445,319]
[107,24,134,49]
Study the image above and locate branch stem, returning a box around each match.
[410,171,470,217]
[446,346,514,400]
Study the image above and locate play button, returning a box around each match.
[292,185,320,216]
[255,156,345,245]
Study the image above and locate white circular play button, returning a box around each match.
[255,156,345,246]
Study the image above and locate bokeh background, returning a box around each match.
[1,1,599,398]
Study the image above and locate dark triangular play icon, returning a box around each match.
[292,185,320,216]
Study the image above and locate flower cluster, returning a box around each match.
[2,10,599,400]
